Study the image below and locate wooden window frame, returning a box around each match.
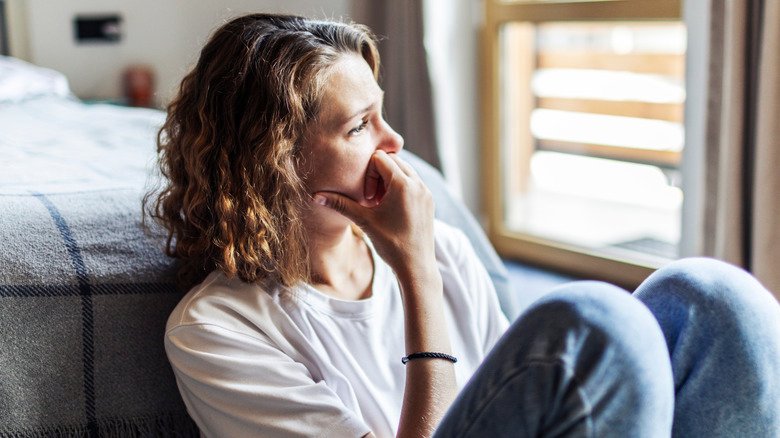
[480,0,683,288]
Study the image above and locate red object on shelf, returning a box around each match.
[123,65,155,107]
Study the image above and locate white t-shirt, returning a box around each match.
[165,220,510,438]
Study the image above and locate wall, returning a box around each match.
[5,0,30,59]
[424,0,482,215]
[9,0,348,106]
[8,0,483,214]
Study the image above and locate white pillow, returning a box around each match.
[0,56,72,102]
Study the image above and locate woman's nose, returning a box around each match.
[377,119,404,153]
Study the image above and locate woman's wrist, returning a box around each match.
[392,256,440,291]
[397,271,452,356]
[396,271,443,308]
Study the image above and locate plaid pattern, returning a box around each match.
[0,189,198,437]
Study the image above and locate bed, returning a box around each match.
[0,56,199,436]
[0,56,514,436]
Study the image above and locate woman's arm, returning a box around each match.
[315,150,458,437]
[396,264,457,437]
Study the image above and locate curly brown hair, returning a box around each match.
[145,14,380,290]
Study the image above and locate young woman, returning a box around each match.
[149,13,780,437]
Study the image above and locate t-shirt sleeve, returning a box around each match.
[437,221,510,354]
[165,323,371,438]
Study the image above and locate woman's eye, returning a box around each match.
[348,118,369,136]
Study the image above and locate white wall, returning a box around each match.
[424,0,482,216]
[10,0,348,106]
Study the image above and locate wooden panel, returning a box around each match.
[538,51,685,76]
[537,97,684,122]
[536,138,682,167]
[504,23,536,194]
[490,0,682,24]
[491,232,658,289]
[481,11,505,238]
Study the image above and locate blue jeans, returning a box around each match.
[433,258,780,437]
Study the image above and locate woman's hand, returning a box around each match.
[314,150,437,283]
[315,150,456,437]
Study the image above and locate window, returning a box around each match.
[481,0,685,286]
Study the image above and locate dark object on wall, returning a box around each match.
[123,65,155,107]
[0,0,9,55]
[74,15,122,43]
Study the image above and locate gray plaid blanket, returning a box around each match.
[0,189,198,437]
[0,97,198,436]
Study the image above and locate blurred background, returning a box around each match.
[2,0,777,303]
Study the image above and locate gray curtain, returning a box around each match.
[703,0,780,299]
[351,0,441,170]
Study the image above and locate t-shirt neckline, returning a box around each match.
[292,235,388,319]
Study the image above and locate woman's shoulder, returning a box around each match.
[165,271,289,340]
[163,272,335,381]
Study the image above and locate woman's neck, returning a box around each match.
[306,223,374,301]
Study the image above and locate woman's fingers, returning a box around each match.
[364,150,404,201]
[325,150,436,276]
[324,151,413,223]
[388,153,417,178]
[372,150,404,182]
[313,192,369,228]
[364,157,382,201]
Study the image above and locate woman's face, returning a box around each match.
[298,54,404,226]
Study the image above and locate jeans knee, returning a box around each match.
[536,281,654,332]
[637,258,753,300]
[511,281,674,430]
[633,259,780,434]
[635,257,780,386]
[634,257,780,337]
[519,281,669,372]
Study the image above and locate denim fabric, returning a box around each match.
[634,258,780,437]
[435,281,674,437]
[434,258,780,438]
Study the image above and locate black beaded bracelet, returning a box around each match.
[401,352,458,365]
